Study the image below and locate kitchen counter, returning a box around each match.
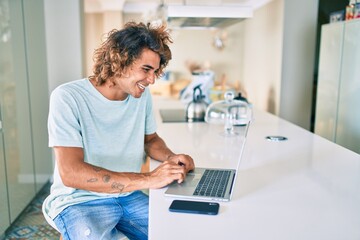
[149,96,360,240]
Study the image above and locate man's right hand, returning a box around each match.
[147,160,187,189]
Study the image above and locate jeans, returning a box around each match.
[53,191,148,240]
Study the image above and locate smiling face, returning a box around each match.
[112,48,160,100]
[90,22,172,101]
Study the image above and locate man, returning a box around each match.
[43,22,195,240]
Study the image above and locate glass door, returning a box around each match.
[0,107,10,236]
[0,0,36,223]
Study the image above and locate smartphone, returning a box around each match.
[169,200,219,215]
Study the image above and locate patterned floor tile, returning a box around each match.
[4,182,60,240]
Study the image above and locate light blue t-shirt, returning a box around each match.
[43,78,157,219]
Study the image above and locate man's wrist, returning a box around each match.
[143,172,152,189]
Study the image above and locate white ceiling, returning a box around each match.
[84,0,273,13]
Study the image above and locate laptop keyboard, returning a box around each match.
[193,169,231,198]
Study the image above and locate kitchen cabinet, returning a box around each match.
[0,0,52,236]
[315,19,360,154]
[314,22,343,142]
[335,20,360,153]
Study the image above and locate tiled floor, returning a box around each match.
[2,180,146,240]
[3,182,60,240]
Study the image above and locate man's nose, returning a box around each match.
[147,72,156,85]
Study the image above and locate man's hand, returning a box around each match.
[144,133,195,188]
[147,154,194,189]
[147,160,187,188]
[167,154,195,173]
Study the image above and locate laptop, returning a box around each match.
[165,121,251,202]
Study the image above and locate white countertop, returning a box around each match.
[149,97,360,240]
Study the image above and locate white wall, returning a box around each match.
[242,0,318,130]
[280,0,319,129]
[44,0,84,92]
[43,0,85,169]
[84,10,123,77]
[167,26,245,88]
[84,13,104,76]
[22,0,53,187]
[242,0,284,115]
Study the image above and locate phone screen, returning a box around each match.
[169,200,219,215]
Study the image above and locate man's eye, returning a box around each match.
[143,68,150,72]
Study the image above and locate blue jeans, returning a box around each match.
[53,191,148,240]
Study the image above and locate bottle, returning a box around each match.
[346,0,355,20]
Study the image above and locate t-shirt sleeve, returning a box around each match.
[145,90,157,135]
[48,87,83,148]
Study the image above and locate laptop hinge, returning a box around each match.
[229,172,236,195]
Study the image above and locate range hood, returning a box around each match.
[164,5,253,29]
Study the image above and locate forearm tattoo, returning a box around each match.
[93,166,102,172]
[87,167,124,193]
[86,167,102,183]
[87,178,98,183]
[111,182,125,193]
[102,174,111,183]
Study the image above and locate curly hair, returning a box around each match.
[89,21,173,85]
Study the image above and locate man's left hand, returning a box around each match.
[167,154,195,172]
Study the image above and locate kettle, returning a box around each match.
[186,85,208,122]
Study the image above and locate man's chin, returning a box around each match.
[131,92,143,98]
